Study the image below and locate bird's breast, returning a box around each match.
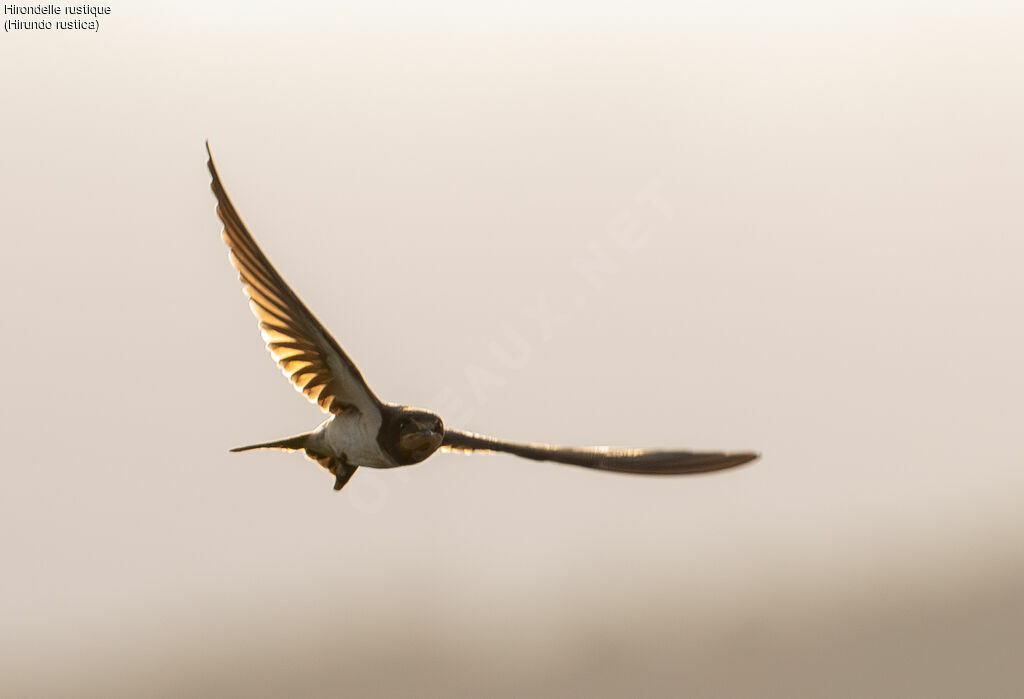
[320,410,395,468]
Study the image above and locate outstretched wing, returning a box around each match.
[207,143,382,416]
[441,429,758,475]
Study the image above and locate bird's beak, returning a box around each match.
[401,428,443,453]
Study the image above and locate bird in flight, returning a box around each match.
[207,144,758,492]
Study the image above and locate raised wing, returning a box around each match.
[207,143,381,416]
[442,429,758,475]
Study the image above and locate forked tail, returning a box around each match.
[230,432,311,453]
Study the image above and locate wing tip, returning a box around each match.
[206,140,223,188]
[732,451,760,466]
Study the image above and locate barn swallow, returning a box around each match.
[207,144,759,492]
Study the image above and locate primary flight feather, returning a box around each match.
[207,143,759,492]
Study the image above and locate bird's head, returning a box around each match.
[381,407,445,465]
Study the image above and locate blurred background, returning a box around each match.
[2,1,1023,696]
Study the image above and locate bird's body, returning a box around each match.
[318,410,388,468]
[207,143,759,492]
[232,404,446,489]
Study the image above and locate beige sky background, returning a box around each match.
[2,1,1023,696]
